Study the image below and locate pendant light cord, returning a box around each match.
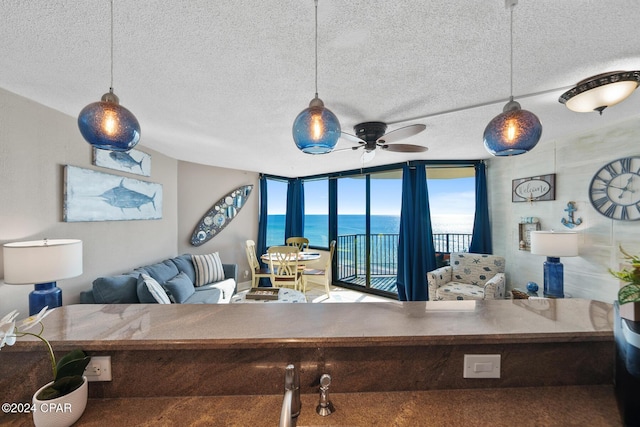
[314,0,319,98]
[110,0,114,91]
[509,3,514,99]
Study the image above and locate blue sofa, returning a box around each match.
[79,254,237,304]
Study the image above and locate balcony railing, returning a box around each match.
[336,233,472,284]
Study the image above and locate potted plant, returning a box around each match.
[0,307,91,427]
[609,246,640,322]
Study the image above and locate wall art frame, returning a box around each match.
[64,165,162,222]
[512,173,556,202]
[92,147,151,177]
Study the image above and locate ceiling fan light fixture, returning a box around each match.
[483,0,541,156]
[293,96,341,154]
[483,97,542,156]
[558,71,640,114]
[292,0,341,155]
[78,0,140,152]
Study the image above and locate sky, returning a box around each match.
[267,175,475,217]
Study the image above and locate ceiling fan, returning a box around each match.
[339,121,428,162]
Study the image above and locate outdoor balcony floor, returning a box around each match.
[339,274,398,294]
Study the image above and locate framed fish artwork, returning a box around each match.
[64,165,162,222]
[92,148,151,177]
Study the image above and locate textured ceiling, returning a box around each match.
[3,1,640,177]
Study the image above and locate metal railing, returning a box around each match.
[336,233,472,281]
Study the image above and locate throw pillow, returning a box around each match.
[191,252,225,287]
[162,272,196,303]
[137,273,171,304]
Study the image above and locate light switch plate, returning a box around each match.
[463,354,501,378]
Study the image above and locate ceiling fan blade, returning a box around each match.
[377,124,426,144]
[362,150,376,163]
[340,131,365,144]
[332,146,363,153]
[380,143,428,153]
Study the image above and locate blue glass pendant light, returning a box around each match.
[292,0,340,154]
[484,97,542,156]
[483,0,541,156]
[78,0,140,152]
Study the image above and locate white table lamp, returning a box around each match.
[3,239,83,314]
[530,231,578,298]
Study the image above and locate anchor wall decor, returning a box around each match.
[561,201,582,229]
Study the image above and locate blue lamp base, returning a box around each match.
[543,257,564,298]
[29,282,62,315]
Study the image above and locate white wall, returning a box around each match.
[488,115,640,303]
[0,88,178,316]
[177,161,259,284]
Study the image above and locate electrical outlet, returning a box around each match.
[463,354,501,378]
[84,356,112,382]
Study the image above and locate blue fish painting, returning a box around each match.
[99,179,156,212]
[93,148,151,177]
[64,165,162,222]
[109,151,144,173]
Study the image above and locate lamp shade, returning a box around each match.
[78,90,140,152]
[530,231,578,258]
[292,97,341,154]
[3,239,83,285]
[483,99,542,156]
[559,71,640,114]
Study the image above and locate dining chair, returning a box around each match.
[245,240,271,288]
[286,236,309,252]
[267,245,304,291]
[302,240,336,297]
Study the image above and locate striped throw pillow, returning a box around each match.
[191,252,225,287]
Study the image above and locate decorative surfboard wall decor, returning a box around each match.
[191,185,253,246]
[64,165,162,222]
[93,147,151,177]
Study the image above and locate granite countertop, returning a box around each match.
[22,298,612,351]
[1,385,621,426]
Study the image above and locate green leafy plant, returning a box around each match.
[0,307,90,400]
[609,246,640,305]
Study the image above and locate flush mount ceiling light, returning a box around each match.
[558,71,640,114]
[78,0,140,152]
[483,0,542,156]
[292,0,341,154]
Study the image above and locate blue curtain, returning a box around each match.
[469,161,492,254]
[396,164,436,301]
[256,175,270,286]
[284,178,305,240]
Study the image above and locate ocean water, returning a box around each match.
[266,214,473,248]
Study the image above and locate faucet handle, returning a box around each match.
[316,374,335,416]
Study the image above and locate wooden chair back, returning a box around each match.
[267,245,302,290]
[286,236,309,252]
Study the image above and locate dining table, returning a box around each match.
[260,250,321,265]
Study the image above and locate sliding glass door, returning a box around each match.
[336,171,402,296]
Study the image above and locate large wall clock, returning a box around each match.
[588,156,640,220]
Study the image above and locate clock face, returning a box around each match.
[589,156,640,220]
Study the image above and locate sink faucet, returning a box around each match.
[279,364,300,427]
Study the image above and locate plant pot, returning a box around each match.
[32,376,88,427]
[619,301,640,322]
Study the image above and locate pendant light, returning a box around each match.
[558,71,640,114]
[483,0,541,156]
[292,0,341,154]
[78,0,140,152]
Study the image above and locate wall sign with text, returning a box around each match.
[512,174,556,202]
